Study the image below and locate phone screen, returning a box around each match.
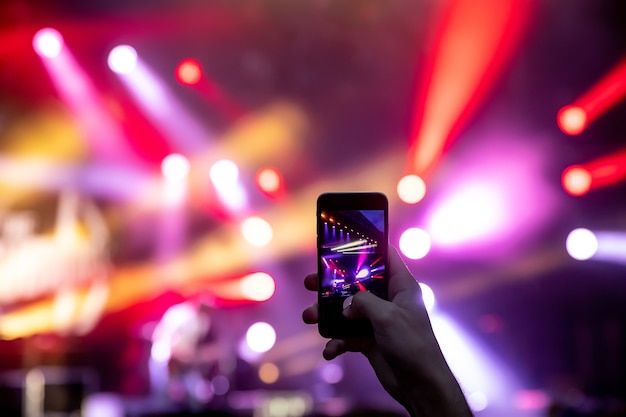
[316,193,388,338]
[319,209,387,299]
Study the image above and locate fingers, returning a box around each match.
[388,246,422,303]
[304,273,318,291]
[323,338,372,360]
[323,339,347,360]
[343,290,393,328]
[302,303,318,324]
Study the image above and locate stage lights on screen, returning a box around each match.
[176,58,202,85]
[108,45,138,74]
[566,228,598,261]
[399,228,431,260]
[33,28,63,59]
[397,174,426,204]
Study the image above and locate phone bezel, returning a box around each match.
[316,192,389,338]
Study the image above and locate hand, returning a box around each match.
[302,247,473,417]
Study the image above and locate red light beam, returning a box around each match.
[562,147,626,196]
[558,56,626,136]
[409,0,532,177]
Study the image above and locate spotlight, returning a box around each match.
[176,58,202,85]
[397,174,427,204]
[239,272,276,302]
[557,105,588,136]
[33,28,63,59]
[256,167,283,196]
[246,322,276,353]
[399,227,431,260]
[241,216,273,247]
[562,165,592,196]
[566,228,598,260]
[161,153,190,181]
[210,159,239,185]
[108,45,138,74]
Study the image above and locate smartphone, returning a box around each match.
[316,192,389,338]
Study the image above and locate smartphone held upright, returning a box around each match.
[316,192,389,338]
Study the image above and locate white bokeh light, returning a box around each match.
[210,159,239,186]
[108,45,138,74]
[240,272,276,302]
[246,322,276,353]
[399,227,431,260]
[33,28,63,59]
[566,228,598,260]
[161,153,190,181]
[241,216,273,247]
[397,174,427,204]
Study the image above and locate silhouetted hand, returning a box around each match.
[302,247,473,417]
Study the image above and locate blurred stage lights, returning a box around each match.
[256,167,283,195]
[562,165,592,196]
[566,228,598,260]
[240,272,275,302]
[246,322,276,353]
[319,362,344,384]
[557,105,588,136]
[108,45,138,74]
[210,159,239,185]
[161,153,190,180]
[467,391,489,412]
[399,227,431,260]
[33,28,63,59]
[397,174,427,204]
[176,58,202,85]
[258,362,280,384]
[241,216,273,247]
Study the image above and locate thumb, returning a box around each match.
[343,291,393,328]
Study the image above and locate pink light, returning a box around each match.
[33,28,63,59]
[176,58,202,85]
[113,57,212,153]
[513,390,550,411]
[428,183,506,246]
[256,167,284,196]
[36,39,141,165]
[423,139,559,255]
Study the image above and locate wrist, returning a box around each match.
[402,370,474,417]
